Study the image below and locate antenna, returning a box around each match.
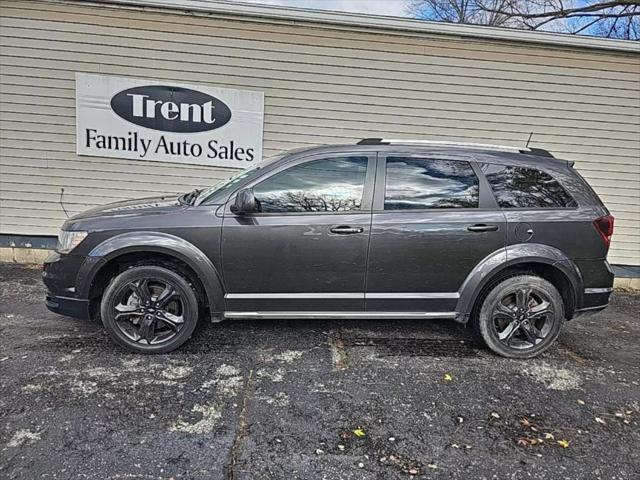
[59,188,69,218]
[525,131,534,148]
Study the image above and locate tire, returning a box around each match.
[472,275,565,359]
[100,265,199,354]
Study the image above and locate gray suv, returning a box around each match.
[43,139,615,358]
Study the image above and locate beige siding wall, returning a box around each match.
[1,0,639,264]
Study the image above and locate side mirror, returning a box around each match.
[231,188,257,215]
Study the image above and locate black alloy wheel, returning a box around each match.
[492,287,555,350]
[474,275,565,359]
[101,266,199,353]
[113,277,185,345]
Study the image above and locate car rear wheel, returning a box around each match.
[473,275,565,359]
[100,265,199,354]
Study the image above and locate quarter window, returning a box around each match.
[252,156,368,213]
[384,157,479,210]
[481,164,577,208]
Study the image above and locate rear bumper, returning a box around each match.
[45,293,91,320]
[573,303,608,318]
[572,259,614,318]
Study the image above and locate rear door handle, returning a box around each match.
[330,225,364,234]
[467,224,499,232]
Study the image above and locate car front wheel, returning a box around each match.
[100,265,199,354]
[474,275,565,359]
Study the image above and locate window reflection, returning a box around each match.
[253,157,368,213]
[481,164,577,208]
[384,158,479,210]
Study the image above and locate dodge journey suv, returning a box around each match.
[43,139,615,358]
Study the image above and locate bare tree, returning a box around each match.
[408,0,518,26]
[408,0,640,39]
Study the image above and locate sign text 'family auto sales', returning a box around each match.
[76,73,264,168]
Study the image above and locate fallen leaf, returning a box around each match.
[595,417,606,425]
[544,432,555,440]
[557,439,570,448]
[353,428,366,437]
[516,437,537,447]
[520,417,532,428]
[443,373,453,382]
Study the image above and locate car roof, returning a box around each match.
[278,142,573,170]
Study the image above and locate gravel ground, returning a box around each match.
[1,262,639,480]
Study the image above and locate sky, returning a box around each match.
[233,0,411,18]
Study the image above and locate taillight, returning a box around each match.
[593,215,614,247]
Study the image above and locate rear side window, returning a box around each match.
[384,157,479,210]
[481,164,577,209]
[253,156,368,213]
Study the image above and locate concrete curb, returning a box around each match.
[0,247,51,265]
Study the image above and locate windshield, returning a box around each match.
[194,154,285,205]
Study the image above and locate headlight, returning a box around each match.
[57,230,88,254]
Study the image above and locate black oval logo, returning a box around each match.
[110,85,231,133]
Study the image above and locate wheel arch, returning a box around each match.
[76,232,225,318]
[456,244,583,323]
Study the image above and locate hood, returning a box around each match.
[66,196,186,223]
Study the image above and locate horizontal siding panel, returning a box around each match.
[2,99,639,146]
[2,23,639,93]
[2,90,639,136]
[0,181,198,204]
[2,56,638,123]
[0,154,235,179]
[2,134,637,169]
[2,118,639,158]
[3,114,639,152]
[2,69,637,127]
[4,3,639,74]
[1,50,638,118]
[0,164,227,189]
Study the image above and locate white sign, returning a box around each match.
[76,73,264,167]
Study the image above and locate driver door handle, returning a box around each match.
[467,224,499,232]
[330,225,364,234]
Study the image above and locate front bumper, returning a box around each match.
[43,251,91,319]
[45,293,91,320]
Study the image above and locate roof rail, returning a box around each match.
[357,138,554,157]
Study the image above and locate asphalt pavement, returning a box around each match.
[1,262,639,479]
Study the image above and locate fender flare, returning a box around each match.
[75,232,225,315]
[455,243,583,322]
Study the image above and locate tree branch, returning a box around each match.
[477,0,640,20]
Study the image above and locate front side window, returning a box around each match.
[252,156,368,213]
[481,164,577,208]
[384,157,479,210]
